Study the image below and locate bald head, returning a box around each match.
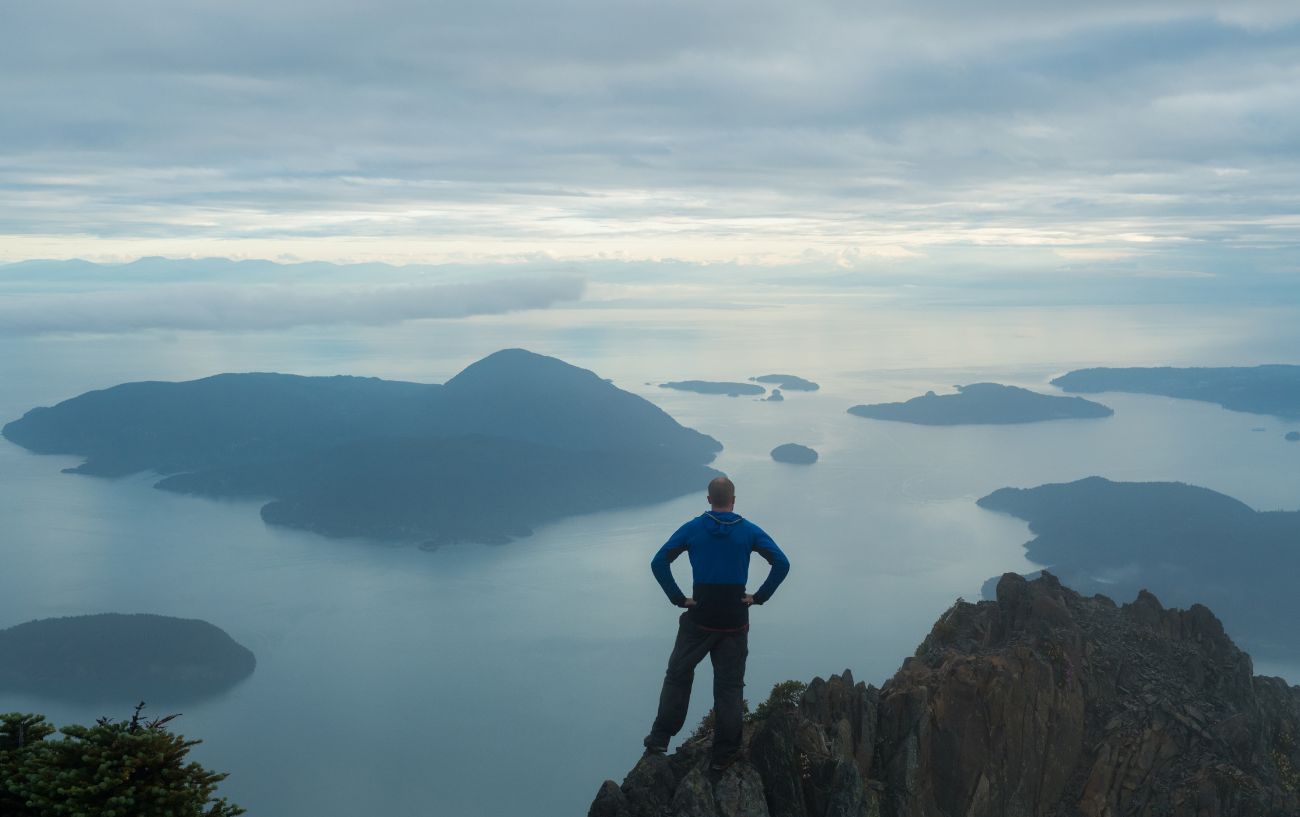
[707,476,736,509]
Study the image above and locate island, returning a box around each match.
[3,349,723,544]
[764,389,784,402]
[847,383,1113,425]
[1051,365,1300,418]
[659,380,766,396]
[976,476,1300,658]
[1287,431,1299,442]
[770,443,818,464]
[750,374,819,391]
[0,613,255,703]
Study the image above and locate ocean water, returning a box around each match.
[1,298,1298,816]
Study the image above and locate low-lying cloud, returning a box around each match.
[0,276,584,335]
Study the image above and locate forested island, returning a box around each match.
[1052,365,1300,418]
[750,374,819,391]
[847,382,1113,425]
[659,380,766,396]
[2,349,722,544]
[770,443,818,464]
[0,614,255,702]
[977,476,1300,657]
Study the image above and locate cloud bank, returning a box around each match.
[1,1,1299,278]
[0,275,585,335]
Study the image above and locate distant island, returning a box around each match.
[659,380,766,396]
[770,443,817,464]
[977,476,1300,658]
[0,614,255,703]
[750,374,819,391]
[764,389,784,402]
[1286,431,1299,442]
[847,383,1113,425]
[3,349,723,544]
[1051,365,1300,418]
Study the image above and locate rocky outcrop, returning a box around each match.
[588,573,1300,816]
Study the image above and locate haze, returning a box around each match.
[2,3,1299,816]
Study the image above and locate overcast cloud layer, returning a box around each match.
[3,1,1299,279]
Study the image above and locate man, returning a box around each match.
[643,475,790,770]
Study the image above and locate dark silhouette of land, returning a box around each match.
[159,435,715,544]
[770,443,817,464]
[2,349,722,544]
[1285,431,1299,442]
[0,614,255,703]
[750,374,819,391]
[847,383,1113,425]
[659,380,766,396]
[1052,365,1300,418]
[590,573,1300,817]
[977,476,1300,658]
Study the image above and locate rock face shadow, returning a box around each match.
[588,573,1300,817]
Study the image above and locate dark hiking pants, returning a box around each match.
[644,612,749,760]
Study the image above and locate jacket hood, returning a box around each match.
[702,511,743,536]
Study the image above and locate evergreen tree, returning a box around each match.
[0,704,243,816]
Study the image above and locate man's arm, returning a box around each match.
[651,524,692,607]
[749,526,790,604]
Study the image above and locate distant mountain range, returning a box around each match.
[1052,365,1300,418]
[848,382,1113,425]
[2,349,722,545]
[978,476,1300,658]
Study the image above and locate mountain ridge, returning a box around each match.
[588,572,1300,817]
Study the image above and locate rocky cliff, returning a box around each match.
[588,572,1300,817]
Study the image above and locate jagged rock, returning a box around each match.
[671,768,717,817]
[713,765,771,817]
[622,754,679,817]
[588,779,631,817]
[589,572,1300,817]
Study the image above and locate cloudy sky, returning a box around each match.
[3,1,1299,282]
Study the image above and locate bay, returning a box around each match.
[2,298,1297,816]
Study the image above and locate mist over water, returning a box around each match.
[2,298,1298,816]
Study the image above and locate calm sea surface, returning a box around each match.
[2,298,1298,816]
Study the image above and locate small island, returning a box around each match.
[847,383,1113,425]
[770,443,818,464]
[1051,365,1300,418]
[750,374,819,391]
[659,380,766,396]
[764,389,784,402]
[976,476,1300,658]
[0,613,256,703]
[1286,431,1300,441]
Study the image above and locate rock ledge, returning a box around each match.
[588,572,1300,816]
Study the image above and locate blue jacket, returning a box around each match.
[651,511,790,630]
